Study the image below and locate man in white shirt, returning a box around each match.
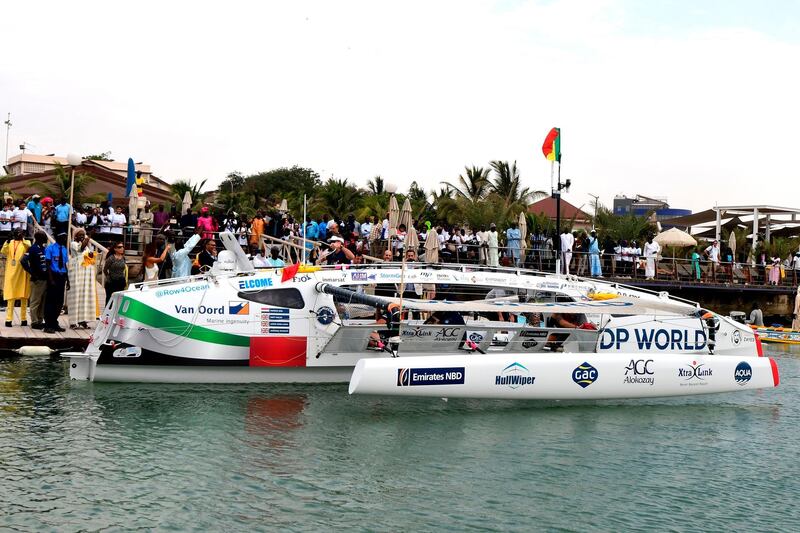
[0,204,13,234]
[360,218,373,239]
[705,240,721,279]
[560,230,575,274]
[12,200,33,232]
[643,236,661,280]
[110,206,127,235]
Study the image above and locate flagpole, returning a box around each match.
[302,194,307,265]
[555,158,562,276]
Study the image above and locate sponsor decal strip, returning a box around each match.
[119,297,250,347]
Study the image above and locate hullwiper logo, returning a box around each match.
[495,362,536,389]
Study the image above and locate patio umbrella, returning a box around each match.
[424,230,439,263]
[388,194,399,238]
[653,227,696,248]
[398,198,413,231]
[654,227,697,279]
[182,191,192,216]
[517,211,528,253]
[728,231,737,261]
[127,158,138,222]
[405,225,420,253]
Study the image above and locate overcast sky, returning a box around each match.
[2,0,799,213]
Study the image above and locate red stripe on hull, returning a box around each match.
[249,337,307,367]
[769,358,780,387]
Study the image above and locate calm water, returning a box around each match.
[2,347,800,532]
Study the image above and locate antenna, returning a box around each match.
[3,113,11,166]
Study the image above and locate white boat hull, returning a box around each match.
[348,353,779,400]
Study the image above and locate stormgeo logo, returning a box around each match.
[734,361,752,386]
[572,362,598,388]
[678,360,712,385]
[495,362,536,389]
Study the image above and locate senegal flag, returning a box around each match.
[542,127,561,162]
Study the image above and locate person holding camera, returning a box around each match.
[317,235,354,265]
[67,229,98,329]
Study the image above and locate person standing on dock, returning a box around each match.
[67,229,98,329]
[2,228,31,327]
[487,224,499,267]
[588,230,602,277]
[26,231,49,329]
[43,232,69,333]
[506,222,521,267]
[644,236,660,280]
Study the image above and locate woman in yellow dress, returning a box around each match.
[1,228,31,327]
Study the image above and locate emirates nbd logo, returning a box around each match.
[495,362,536,389]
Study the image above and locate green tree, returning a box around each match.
[442,166,490,203]
[489,160,547,209]
[28,163,104,204]
[312,178,364,221]
[592,206,655,242]
[366,175,385,195]
[170,178,208,209]
[83,151,113,161]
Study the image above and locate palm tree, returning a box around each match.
[489,160,547,208]
[442,166,490,203]
[170,179,208,208]
[312,178,364,221]
[28,163,104,204]
[366,175,385,195]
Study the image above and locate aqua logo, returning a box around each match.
[573,362,598,388]
[734,361,752,385]
[495,362,536,389]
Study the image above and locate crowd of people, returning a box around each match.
[3,193,800,333]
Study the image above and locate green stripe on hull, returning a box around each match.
[119,297,251,347]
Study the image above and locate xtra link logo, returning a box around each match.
[678,360,712,384]
[397,367,465,386]
[573,362,598,388]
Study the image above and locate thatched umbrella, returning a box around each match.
[424,230,439,263]
[388,195,399,238]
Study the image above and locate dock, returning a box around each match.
[0,284,105,351]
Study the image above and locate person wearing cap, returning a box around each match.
[1,228,31,327]
[26,194,43,224]
[43,232,69,333]
[487,224,499,267]
[318,235,354,265]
